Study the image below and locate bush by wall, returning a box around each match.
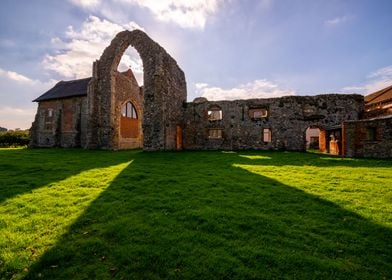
[0,130,30,147]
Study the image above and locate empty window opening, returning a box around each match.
[44,108,53,130]
[263,128,272,142]
[208,106,222,121]
[366,127,377,141]
[209,129,223,139]
[249,108,268,119]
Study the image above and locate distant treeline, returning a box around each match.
[0,130,30,147]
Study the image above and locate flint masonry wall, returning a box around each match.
[30,97,87,147]
[343,116,392,158]
[85,30,187,151]
[184,94,364,151]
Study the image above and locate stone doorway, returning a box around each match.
[305,126,321,151]
[176,125,183,150]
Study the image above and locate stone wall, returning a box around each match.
[30,97,87,147]
[85,29,187,151]
[112,71,144,150]
[342,116,392,158]
[184,94,363,151]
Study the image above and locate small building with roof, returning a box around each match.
[30,69,143,149]
[341,85,392,158]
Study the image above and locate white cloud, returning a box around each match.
[341,65,392,94]
[324,15,351,27]
[0,68,33,83]
[124,0,221,29]
[69,0,221,29]
[42,16,144,83]
[367,65,392,79]
[195,79,295,101]
[0,68,57,129]
[69,0,100,8]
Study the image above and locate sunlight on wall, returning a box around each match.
[0,161,132,274]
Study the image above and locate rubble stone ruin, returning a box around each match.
[30,29,392,158]
[87,30,187,151]
[31,30,187,151]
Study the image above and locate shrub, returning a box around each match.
[0,130,30,147]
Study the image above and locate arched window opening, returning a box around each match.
[122,102,138,119]
[121,101,139,139]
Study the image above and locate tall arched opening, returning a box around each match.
[85,30,187,151]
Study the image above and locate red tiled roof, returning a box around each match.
[365,84,392,105]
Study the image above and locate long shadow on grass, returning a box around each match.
[0,148,136,203]
[24,151,391,279]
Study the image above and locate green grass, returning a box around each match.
[0,148,391,279]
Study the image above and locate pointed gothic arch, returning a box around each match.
[86,30,187,151]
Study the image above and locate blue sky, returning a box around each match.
[1,0,392,129]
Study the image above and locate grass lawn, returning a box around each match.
[0,148,391,279]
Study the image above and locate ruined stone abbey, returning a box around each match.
[30,30,392,158]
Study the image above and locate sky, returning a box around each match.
[1,0,392,129]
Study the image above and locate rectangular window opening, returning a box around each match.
[366,127,377,141]
[44,108,53,130]
[209,129,223,139]
[249,108,268,119]
[263,128,272,143]
[208,110,222,121]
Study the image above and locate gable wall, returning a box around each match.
[30,96,87,147]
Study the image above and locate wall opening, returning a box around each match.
[115,45,144,149]
[366,127,377,141]
[208,105,223,121]
[208,128,223,139]
[305,126,320,151]
[263,128,272,143]
[249,108,268,119]
[87,30,187,151]
[305,126,342,155]
[176,125,183,150]
[44,109,53,131]
[117,47,144,86]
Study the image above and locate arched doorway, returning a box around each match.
[85,30,187,151]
